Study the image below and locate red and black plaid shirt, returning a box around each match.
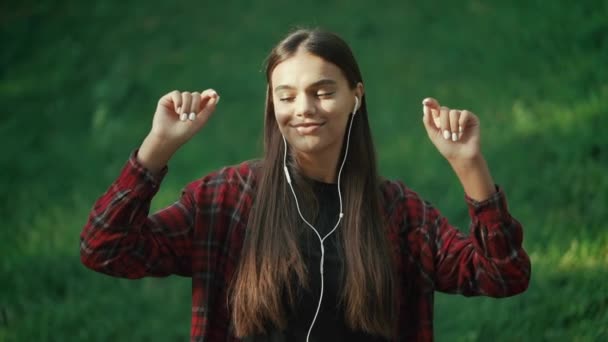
[80,150,530,341]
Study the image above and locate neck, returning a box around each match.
[293,144,342,184]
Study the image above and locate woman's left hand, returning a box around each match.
[421,97,482,162]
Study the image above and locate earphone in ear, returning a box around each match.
[353,96,359,115]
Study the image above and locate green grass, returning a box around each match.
[1,0,607,340]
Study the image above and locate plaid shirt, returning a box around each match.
[80,150,530,341]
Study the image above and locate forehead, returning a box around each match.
[271,50,347,89]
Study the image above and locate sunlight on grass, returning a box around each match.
[3,0,607,340]
[512,85,607,136]
[558,238,608,271]
[529,238,608,269]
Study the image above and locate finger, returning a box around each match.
[423,97,441,128]
[186,89,220,123]
[427,107,439,129]
[180,92,192,121]
[158,90,182,117]
[192,95,219,128]
[189,92,201,121]
[197,89,218,112]
[458,110,472,138]
[422,97,441,110]
[194,89,215,113]
[168,90,182,115]
[422,106,438,130]
[449,109,460,141]
[203,88,219,103]
[440,106,451,140]
[422,105,437,136]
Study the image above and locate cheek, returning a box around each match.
[319,99,341,113]
[273,107,290,131]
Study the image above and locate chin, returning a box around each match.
[290,136,328,154]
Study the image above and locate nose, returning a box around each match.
[294,94,316,117]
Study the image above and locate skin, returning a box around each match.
[421,98,496,201]
[270,48,363,183]
[137,50,496,202]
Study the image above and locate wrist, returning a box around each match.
[137,133,180,174]
[447,153,485,171]
[448,154,496,201]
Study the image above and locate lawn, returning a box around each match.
[1,0,607,340]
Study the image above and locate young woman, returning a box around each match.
[80,29,530,341]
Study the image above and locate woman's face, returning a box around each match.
[271,49,362,159]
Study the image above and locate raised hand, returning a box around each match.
[137,89,220,174]
[421,97,496,201]
[151,89,220,146]
[421,97,481,162]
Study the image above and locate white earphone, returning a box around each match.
[281,94,359,341]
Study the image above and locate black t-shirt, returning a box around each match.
[243,180,388,341]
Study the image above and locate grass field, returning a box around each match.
[1,0,607,340]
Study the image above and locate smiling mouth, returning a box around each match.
[293,122,324,128]
[293,122,324,134]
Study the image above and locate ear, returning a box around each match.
[355,82,365,102]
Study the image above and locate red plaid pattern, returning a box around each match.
[80,150,530,341]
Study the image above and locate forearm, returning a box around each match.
[137,133,180,176]
[80,151,192,278]
[80,152,161,276]
[448,155,496,202]
[431,187,531,297]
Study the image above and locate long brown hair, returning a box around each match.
[230,28,398,339]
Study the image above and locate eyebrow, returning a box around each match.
[273,79,338,92]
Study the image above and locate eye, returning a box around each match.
[316,91,334,98]
[279,97,295,102]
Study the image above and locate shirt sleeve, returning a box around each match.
[397,183,531,298]
[80,149,194,278]
[429,186,531,297]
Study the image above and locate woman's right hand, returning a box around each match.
[151,89,220,146]
[137,89,220,174]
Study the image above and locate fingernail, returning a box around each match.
[189,113,196,121]
[443,130,450,140]
[180,113,187,121]
[459,125,463,132]
[452,132,458,141]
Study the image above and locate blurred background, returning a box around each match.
[1,0,607,340]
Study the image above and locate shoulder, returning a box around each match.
[378,177,433,229]
[378,177,424,207]
[183,159,261,200]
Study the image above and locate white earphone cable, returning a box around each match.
[282,98,358,342]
